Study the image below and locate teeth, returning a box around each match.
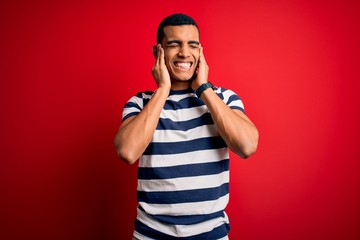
[175,62,191,69]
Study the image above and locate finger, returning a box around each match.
[152,45,158,59]
[199,46,207,64]
[156,44,161,65]
[159,44,165,66]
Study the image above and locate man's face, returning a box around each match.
[161,25,200,83]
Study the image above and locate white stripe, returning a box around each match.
[221,89,245,110]
[222,89,242,102]
[137,171,229,192]
[142,92,153,99]
[160,105,208,122]
[134,217,229,239]
[130,95,145,107]
[133,231,154,240]
[139,194,229,216]
[152,124,218,143]
[228,99,244,109]
[122,95,144,119]
[213,87,222,93]
[139,148,229,168]
[122,107,140,117]
[221,88,233,99]
[136,207,229,237]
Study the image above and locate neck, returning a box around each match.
[170,80,191,91]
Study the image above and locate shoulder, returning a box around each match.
[134,90,154,99]
[122,90,154,121]
[213,86,240,98]
[123,90,154,110]
[213,85,245,112]
[125,90,154,104]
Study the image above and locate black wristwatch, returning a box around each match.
[196,82,213,98]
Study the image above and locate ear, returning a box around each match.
[152,45,157,59]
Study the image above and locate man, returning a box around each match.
[114,13,258,240]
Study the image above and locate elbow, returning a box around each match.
[239,143,258,159]
[237,134,259,159]
[114,142,139,165]
[117,149,139,165]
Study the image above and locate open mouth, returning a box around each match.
[174,61,192,70]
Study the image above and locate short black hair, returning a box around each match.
[156,13,199,44]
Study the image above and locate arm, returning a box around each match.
[192,46,259,159]
[114,45,171,164]
[201,90,258,158]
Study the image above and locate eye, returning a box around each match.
[190,44,199,49]
[167,43,180,48]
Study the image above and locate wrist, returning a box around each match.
[195,82,213,98]
[156,86,170,97]
[191,79,207,91]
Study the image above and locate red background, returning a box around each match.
[1,0,359,239]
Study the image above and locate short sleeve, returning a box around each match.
[122,91,154,122]
[215,87,245,113]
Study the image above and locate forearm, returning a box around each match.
[200,88,259,158]
[114,87,169,164]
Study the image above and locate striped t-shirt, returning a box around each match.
[122,87,245,239]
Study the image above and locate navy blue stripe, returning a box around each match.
[231,105,245,113]
[214,87,225,100]
[135,92,144,98]
[138,159,229,180]
[134,91,154,107]
[143,207,226,225]
[219,87,228,93]
[169,88,194,95]
[124,102,141,110]
[164,97,204,110]
[226,94,241,105]
[135,218,229,239]
[157,112,214,131]
[143,136,226,155]
[143,97,150,107]
[137,183,229,204]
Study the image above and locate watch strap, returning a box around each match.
[196,82,213,98]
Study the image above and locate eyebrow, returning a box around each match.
[189,40,200,45]
[166,40,200,45]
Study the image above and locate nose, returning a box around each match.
[178,45,191,58]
